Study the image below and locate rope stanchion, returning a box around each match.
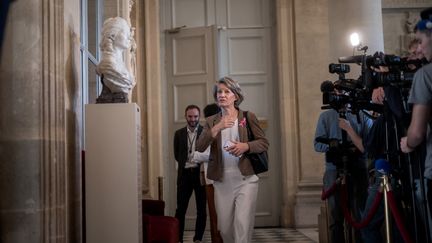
[321,177,383,229]
[340,183,384,229]
[387,190,414,243]
[320,167,414,241]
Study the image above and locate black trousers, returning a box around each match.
[175,167,207,242]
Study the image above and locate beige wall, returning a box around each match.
[0,0,429,241]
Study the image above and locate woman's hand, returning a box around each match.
[212,116,236,137]
[219,116,236,129]
[225,140,249,157]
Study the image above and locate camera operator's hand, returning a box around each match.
[400,136,415,153]
[338,118,365,153]
[371,66,389,73]
[338,118,352,132]
[372,87,385,104]
[328,139,339,149]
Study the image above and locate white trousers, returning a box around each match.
[213,169,259,243]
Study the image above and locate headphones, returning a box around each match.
[416,18,432,31]
[418,7,432,30]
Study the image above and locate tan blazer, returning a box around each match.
[196,109,269,181]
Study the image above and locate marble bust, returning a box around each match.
[96,17,135,103]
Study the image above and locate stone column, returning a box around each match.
[139,0,163,199]
[292,0,331,228]
[275,0,301,227]
[0,0,68,242]
[281,0,384,228]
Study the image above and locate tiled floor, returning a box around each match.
[183,227,318,243]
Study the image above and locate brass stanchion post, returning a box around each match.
[382,174,391,243]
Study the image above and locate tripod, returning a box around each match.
[337,111,368,243]
[317,108,372,243]
[377,94,431,243]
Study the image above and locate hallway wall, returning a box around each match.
[0,0,429,242]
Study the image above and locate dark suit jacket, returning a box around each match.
[196,109,269,181]
[173,125,203,184]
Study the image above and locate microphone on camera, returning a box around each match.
[375,159,391,175]
[320,81,335,92]
[338,55,364,64]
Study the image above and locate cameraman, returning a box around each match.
[400,7,432,219]
[314,91,372,243]
[363,40,426,243]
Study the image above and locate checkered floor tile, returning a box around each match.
[183,227,318,243]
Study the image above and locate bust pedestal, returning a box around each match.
[84,103,142,243]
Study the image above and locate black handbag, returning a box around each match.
[244,111,268,174]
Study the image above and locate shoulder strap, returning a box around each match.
[244,111,254,140]
[197,125,203,136]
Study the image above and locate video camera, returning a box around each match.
[338,52,426,90]
[320,50,426,115]
[320,63,381,114]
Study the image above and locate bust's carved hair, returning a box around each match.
[100,17,130,52]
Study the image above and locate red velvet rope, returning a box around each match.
[322,177,414,241]
[321,181,339,200]
[386,190,414,243]
[339,183,383,229]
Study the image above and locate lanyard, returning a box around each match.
[187,132,197,154]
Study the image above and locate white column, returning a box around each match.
[329,0,384,63]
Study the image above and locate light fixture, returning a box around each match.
[350,32,360,47]
[349,32,368,54]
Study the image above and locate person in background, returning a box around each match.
[191,103,223,243]
[173,105,207,243]
[196,77,269,243]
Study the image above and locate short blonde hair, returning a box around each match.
[213,77,244,108]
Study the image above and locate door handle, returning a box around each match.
[166,25,187,34]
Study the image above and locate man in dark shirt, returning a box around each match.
[174,105,207,243]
